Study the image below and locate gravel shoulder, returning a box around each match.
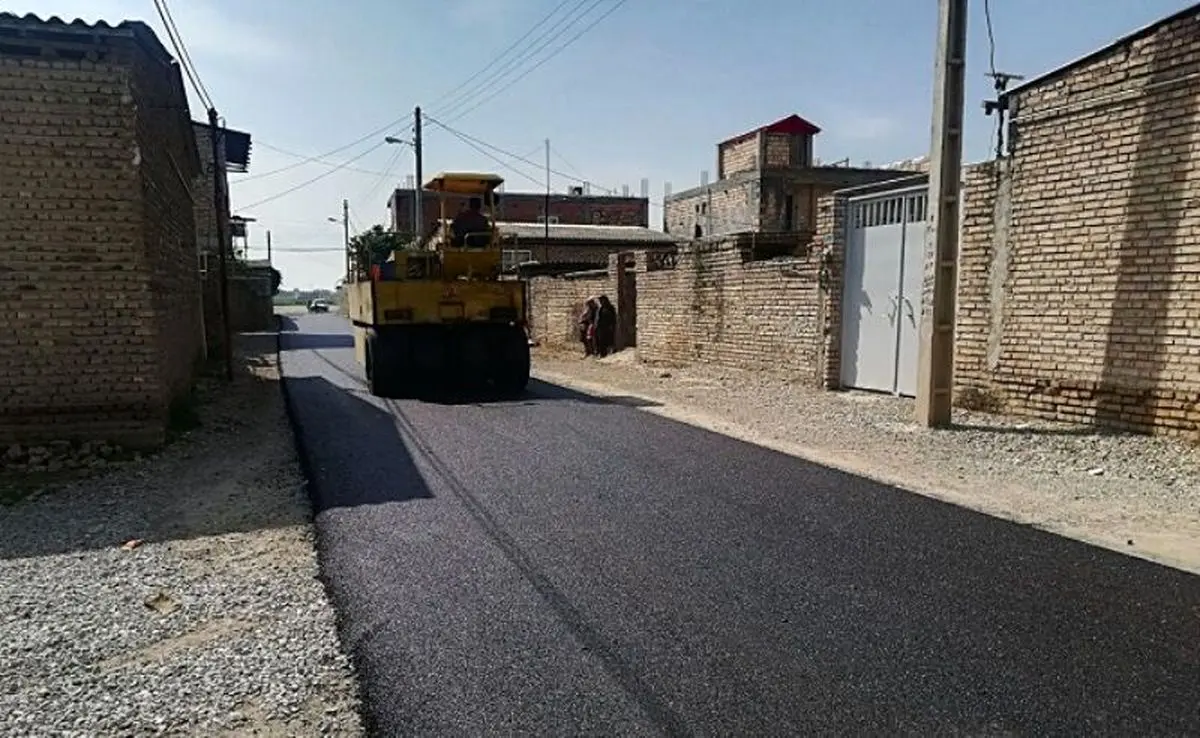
[533,348,1200,575]
[0,333,363,737]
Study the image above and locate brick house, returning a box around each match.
[0,13,204,447]
[390,186,649,240]
[663,115,921,241]
[952,3,1200,436]
[191,121,266,342]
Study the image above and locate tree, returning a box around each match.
[348,225,415,276]
[269,267,282,296]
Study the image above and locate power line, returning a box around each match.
[436,123,547,189]
[357,146,405,209]
[240,143,387,210]
[228,1,611,197]
[424,0,577,115]
[550,145,586,180]
[442,0,629,125]
[983,0,997,77]
[233,142,399,183]
[232,126,410,184]
[425,114,614,193]
[151,0,213,110]
[229,0,619,201]
[431,0,602,121]
[428,116,769,230]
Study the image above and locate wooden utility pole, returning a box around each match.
[413,106,423,241]
[915,0,969,427]
[544,138,551,240]
[207,107,233,381]
[342,198,350,280]
[266,230,272,266]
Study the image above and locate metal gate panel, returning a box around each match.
[841,187,929,396]
[894,192,928,397]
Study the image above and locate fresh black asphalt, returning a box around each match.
[279,313,1200,736]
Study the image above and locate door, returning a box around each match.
[840,188,929,396]
[894,193,927,396]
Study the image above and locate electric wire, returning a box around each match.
[431,0,604,121]
[151,0,213,110]
[240,143,387,210]
[424,0,577,114]
[442,0,629,125]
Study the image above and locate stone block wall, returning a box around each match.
[954,8,1200,436]
[0,19,202,447]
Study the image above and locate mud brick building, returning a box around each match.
[390,186,649,240]
[953,3,1200,437]
[0,13,203,447]
[663,115,919,241]
[192,121,264,345]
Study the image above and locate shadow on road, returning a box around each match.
[282,375,434,510]
[414,379,663,409]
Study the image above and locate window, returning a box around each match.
[784,194,795,231]
[199,252,210,276]
[535,215,559,224]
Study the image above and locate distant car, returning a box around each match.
[307,299,330,313]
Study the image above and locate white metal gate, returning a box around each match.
[840,187,928,396]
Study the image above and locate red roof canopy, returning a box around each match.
[719,114,821,147]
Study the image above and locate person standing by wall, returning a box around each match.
[578,298,598,357]
[594,295,617,357]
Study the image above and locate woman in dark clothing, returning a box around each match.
[578,298,598,356]
[594,295,617,357]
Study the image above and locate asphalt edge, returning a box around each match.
[272,314,372,732]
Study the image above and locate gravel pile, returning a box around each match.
[534,350,1200,571]
[0,338,362,737]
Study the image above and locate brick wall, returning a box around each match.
[528,233,833,382]
[0,19,202,448]
[390,189,649,236]
[718,137,758,178]
[666,167,918,240]
[635,234,828,383]
[191,123,226,255]
[663,179,761,238]
[132,47,204,407]
[527,272,610,349]
[954,9,1200,437]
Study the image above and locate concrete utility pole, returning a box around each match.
[207,107,233,382]
[915,0,969,427]
[413,106,423,241]
[544,138,551,240]
[342,198,350,280]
